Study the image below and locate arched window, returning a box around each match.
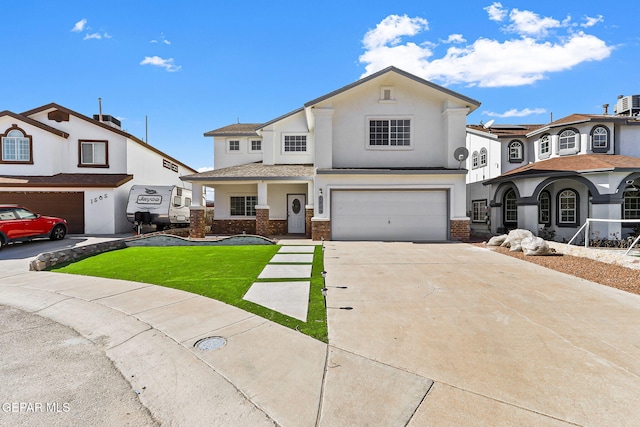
[1,127,32,163]
[508,140,523,163]
[504,189,517,226]
[539,134,550,157]
[559,129,577,152]
[479,148,487,166]
[472,151,479,168]
[557,189,579,226]
[591,126,609,152]
[539,190,551,225]
[623,183,640,219]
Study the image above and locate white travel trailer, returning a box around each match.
[126,185,192,231]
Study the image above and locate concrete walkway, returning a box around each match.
[2,240,640,425]
[246,244,315,321]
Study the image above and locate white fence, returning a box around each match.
[568,218,640,255]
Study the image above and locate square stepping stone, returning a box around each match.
[270,253,314,264]
[258,264,312,279]
[243,281,310,321]
[278,245,316,254]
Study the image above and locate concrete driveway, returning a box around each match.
[322,241,640,426]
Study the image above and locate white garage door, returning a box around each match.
[331,190,448,241]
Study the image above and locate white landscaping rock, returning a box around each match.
[521,236,553,256]
[487,235,508,246]
[500,229,534,249]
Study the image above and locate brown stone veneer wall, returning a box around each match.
[450,219,470,241]
[305,208,313,239]
[312,219,331,241]
[189,208,206,238]
[255,208,269,236]
[211,219,256,235]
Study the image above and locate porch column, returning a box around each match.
[255,181,270,236]
[189,183,206,238]
[518,203,540,235]
[550,134,559,158]
[305,181,314,238]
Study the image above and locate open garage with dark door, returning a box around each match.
[331,189,449,241]
[0,192,85,234]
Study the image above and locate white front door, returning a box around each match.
[287,194,306,234]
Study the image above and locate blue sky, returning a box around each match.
[2,1,638,172]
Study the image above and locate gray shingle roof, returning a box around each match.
[181,162,314,182]
[203,123,262,137]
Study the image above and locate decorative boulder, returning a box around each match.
[487,234,508,246]
[500,229,534,248]
[521,236,554,256]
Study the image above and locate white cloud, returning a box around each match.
[150,33,172,45]
[484,107,547,118]
[71,19,87,32]
[83,32,111,40]
[197,166,213,173]
[363,15,428,49]
[84,33,102,40]
[443,34,466,44]
[359,6,612,88]
[140,56,182,72]
[505,8,565,37]
[582,15,604,28]
[485,2,507,22]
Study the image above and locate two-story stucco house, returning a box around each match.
[182,67,480,241]
[466,94,640,243]
[0,103,196,234]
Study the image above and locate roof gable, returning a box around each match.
[0,110,69,138]
[20,103,196,173]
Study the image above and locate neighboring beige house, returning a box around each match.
[466,95,640,242]
[182,66,480,241]
[0,103,196,234]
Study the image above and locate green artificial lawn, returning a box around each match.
[51,245,328,342]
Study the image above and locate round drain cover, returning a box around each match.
[194,336,226,351]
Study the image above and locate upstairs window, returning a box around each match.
[228,140,240,152]
[79,140,108,167]
[591,126,609,153]
[472,151,479,168]
[508,140,523,163]
[479,148,487,167]
[284,135,307,152]
[368,119,411,147]
[539,134,550,157]
[559,129,578,152]
[1,128,32,163]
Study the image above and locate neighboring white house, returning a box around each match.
[466,95,640,242]
[182,66,481,241]
[0,103,196,234]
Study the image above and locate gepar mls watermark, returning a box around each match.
[2,402,70,413]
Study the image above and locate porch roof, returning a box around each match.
[485,154,640,185]
[181,162,314,182]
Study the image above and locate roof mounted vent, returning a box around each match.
[93,114,122,129]
[614,95,640,117]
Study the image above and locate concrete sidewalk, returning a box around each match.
[2,240,640,425]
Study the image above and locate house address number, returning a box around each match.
[90,193,108,205]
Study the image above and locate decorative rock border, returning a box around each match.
[29,233,276,271]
